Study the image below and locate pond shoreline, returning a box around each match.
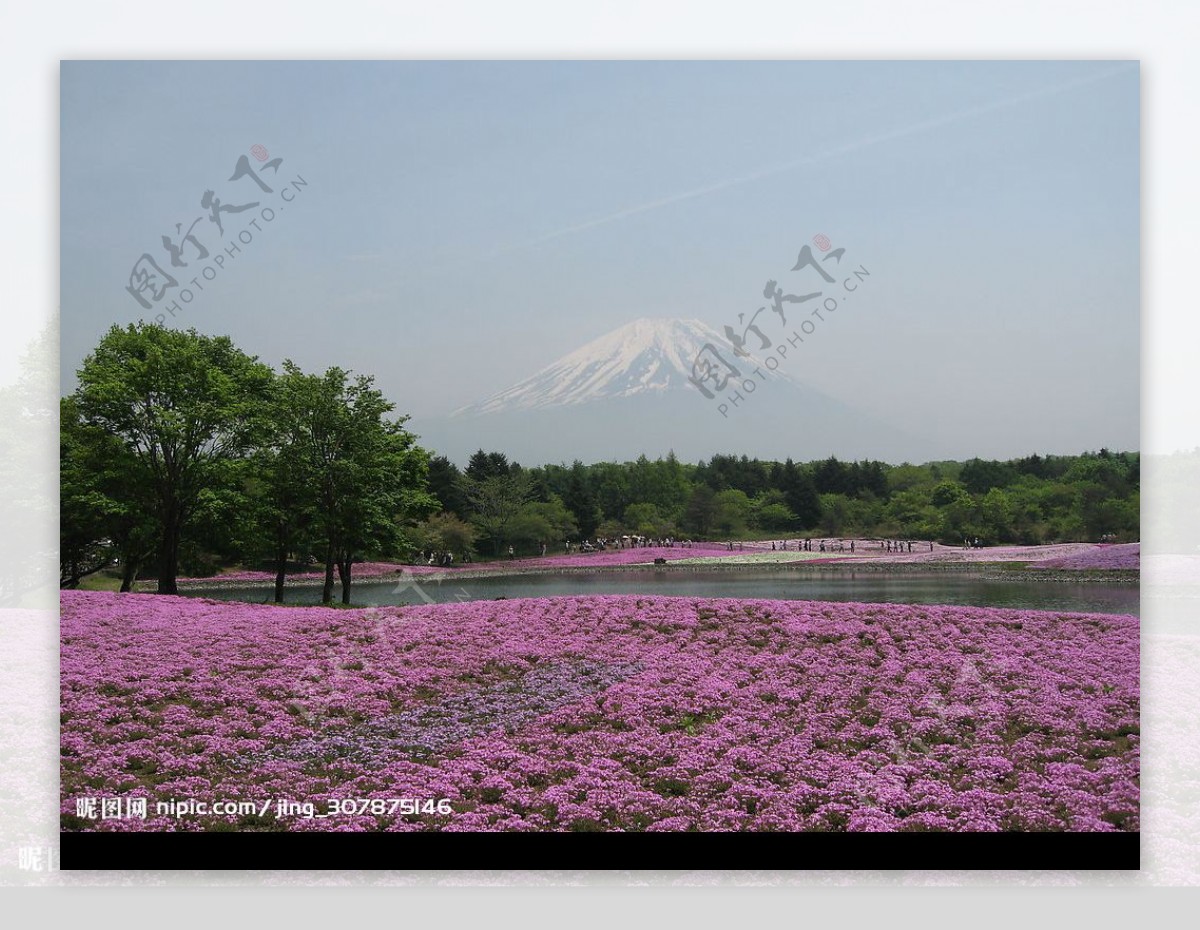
[149,560,1140,593]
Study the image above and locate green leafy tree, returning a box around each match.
[427,455,469,516]
[278,363,436,604]
[70,324,273,594]
[813,456,851,495]
[590,462,632,523]
[60,397,157,590]
[940,492,984,544]
[960,458,1017,495]
[818,493,850,536]
[930,480,970,508]
[595,518,626,539]
[562,462,602,538]
[629,452,693,515]
[841,494,884,536]
[779,459,821,529]
[510,496,579,552]
[415,511,478,560]
[466,450,512,482]
[682,485,718,537]
[463,472,534,555]
[751,490,798,533]
[623,502,682,537]
[249,364,324,602]
[713,489,753,536]
[883,488,940,540]
[981,488,1016,543]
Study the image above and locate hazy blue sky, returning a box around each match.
[61,61,1138,460]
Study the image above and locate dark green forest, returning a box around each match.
[61,324,1140,601]
[431,444,1139,553]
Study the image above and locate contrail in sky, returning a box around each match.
[488,62,1135,256]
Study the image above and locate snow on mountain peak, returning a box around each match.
[453,317,746,415]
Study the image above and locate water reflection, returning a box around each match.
[188,568,1140,616]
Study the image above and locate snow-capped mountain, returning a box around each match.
[415,317,934,466]
[454,318,772,415]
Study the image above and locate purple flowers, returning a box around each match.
[1034,543,1140,571]
[61,590,1138,832]
[856,542,1132,565]
[237,659,644,768]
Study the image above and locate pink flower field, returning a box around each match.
[501,544,734,570]
[61,590,1139,832]
[846,542,1108,565]
[1032,544,1141,571]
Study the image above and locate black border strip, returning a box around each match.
[61,831,1140,871]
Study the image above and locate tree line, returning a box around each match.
[424,446,1138,556]
[61,325,1139,602]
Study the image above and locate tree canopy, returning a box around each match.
[69,324,273,593]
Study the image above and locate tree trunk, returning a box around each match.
[157,508,181,595]
[274,538,288,604]
[337,556,352,605]
[119,555,140,593]
[322,542,335,605]
[62,556,112,590]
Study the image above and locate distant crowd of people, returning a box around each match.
[417,549,471,567]
[565,535,697,554]
[416,535,946,565]
[762,538,936,553]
